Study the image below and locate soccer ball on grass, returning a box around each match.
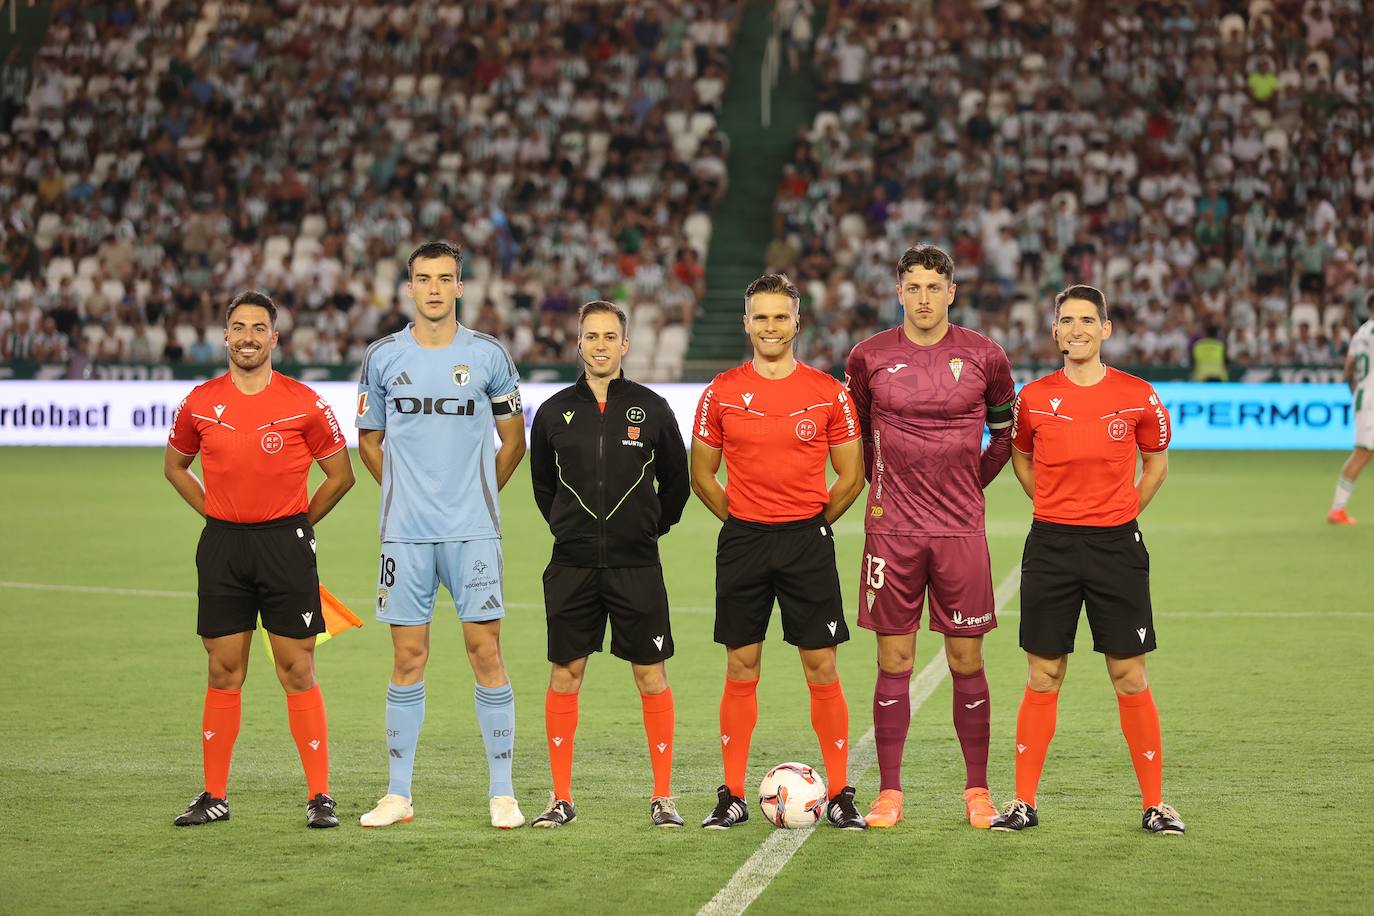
[758,762,827,829]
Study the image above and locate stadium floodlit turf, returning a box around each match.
[0,447,1370,914]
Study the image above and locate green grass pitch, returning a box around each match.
[0,448,1370,914]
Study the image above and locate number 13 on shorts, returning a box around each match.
[865,554,886,590]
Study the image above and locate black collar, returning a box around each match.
[574,371,629,402]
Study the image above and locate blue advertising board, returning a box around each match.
[0,380,1359,449]
[1154,382,1355,450]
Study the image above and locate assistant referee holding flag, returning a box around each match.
[165,290,355,829]
[528,300,690,828]
[991,284,1184,836]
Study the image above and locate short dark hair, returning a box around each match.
[225,290,277,326]
[744,273,800,310]
[1054,284,1109,321]
[407,240,464,278]
[578,299,628,335]
[897,244,955,280]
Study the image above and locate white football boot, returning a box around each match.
[360,793,414,828]
[490,794,526,829]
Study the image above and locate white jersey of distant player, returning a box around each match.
[1351,320,1374,448]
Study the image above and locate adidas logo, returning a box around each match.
[480,595,501,611]
[389,748,404,759]
[203,730,215,741]
[552,736,563,747]
[652,635,664,650]
[493,749,512,760]
[721,735,730,746]
[656,742,668,753]
[308,740,320,751]
[302,611,313,626]
[1143,750,1156,761]
[1016,743,1027,754]
[390,371,413,386]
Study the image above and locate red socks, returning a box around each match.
[1013,685,1166,811]
[545,688,579,802]
[1013,686,1058,808]
[1117,688,1164,810]
[641,688,675,798]
[544,687,673,801]
[285,684,330,798]
[719,677,759,797]
[720,677,850,800]
[201,687,241,799]
[808,679,850,799]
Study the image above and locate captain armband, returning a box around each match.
[986,401,1014,431]
[492,388,523,418]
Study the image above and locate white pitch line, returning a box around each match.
[698,563,1022,916]
[0,580,197,600]
[995,609,1374,619]
[0,580,543,611]
[3,580,1373,620]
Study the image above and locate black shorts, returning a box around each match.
[714,514,849,649]
[1018,519,1155,657]
[543,563,673,665]
[196,513,324,640]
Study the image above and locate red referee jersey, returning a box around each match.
[693,361,860,523]
[1011,367,1170,526]
[168,372,346,523]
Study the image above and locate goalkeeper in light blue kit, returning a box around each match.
[355,240,528,829]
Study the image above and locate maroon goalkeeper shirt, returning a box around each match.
[845,325,1015,535]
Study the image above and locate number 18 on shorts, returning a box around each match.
[375,539,506,624]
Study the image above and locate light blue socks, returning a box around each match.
[385,681,426,799]
[474,682,515,797]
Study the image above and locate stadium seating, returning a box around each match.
[767,0,1372,371]
[1,0,741,379]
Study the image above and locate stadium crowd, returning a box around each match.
[769,0,1373,372]
[0,0,736,371]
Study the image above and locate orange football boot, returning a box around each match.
[964,787,996,829]
[1328,508,1357,525]
[865,789,903,828]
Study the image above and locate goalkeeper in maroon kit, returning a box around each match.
[844,245,1015,829]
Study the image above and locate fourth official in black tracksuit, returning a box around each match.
[530,373,690,664]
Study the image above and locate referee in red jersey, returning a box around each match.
[990,285,1184,836]
[691,274,868,830]
[164,291,355,829]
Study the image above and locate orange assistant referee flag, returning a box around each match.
[259,584,363,658]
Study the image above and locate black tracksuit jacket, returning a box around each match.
[529,374,690,568]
